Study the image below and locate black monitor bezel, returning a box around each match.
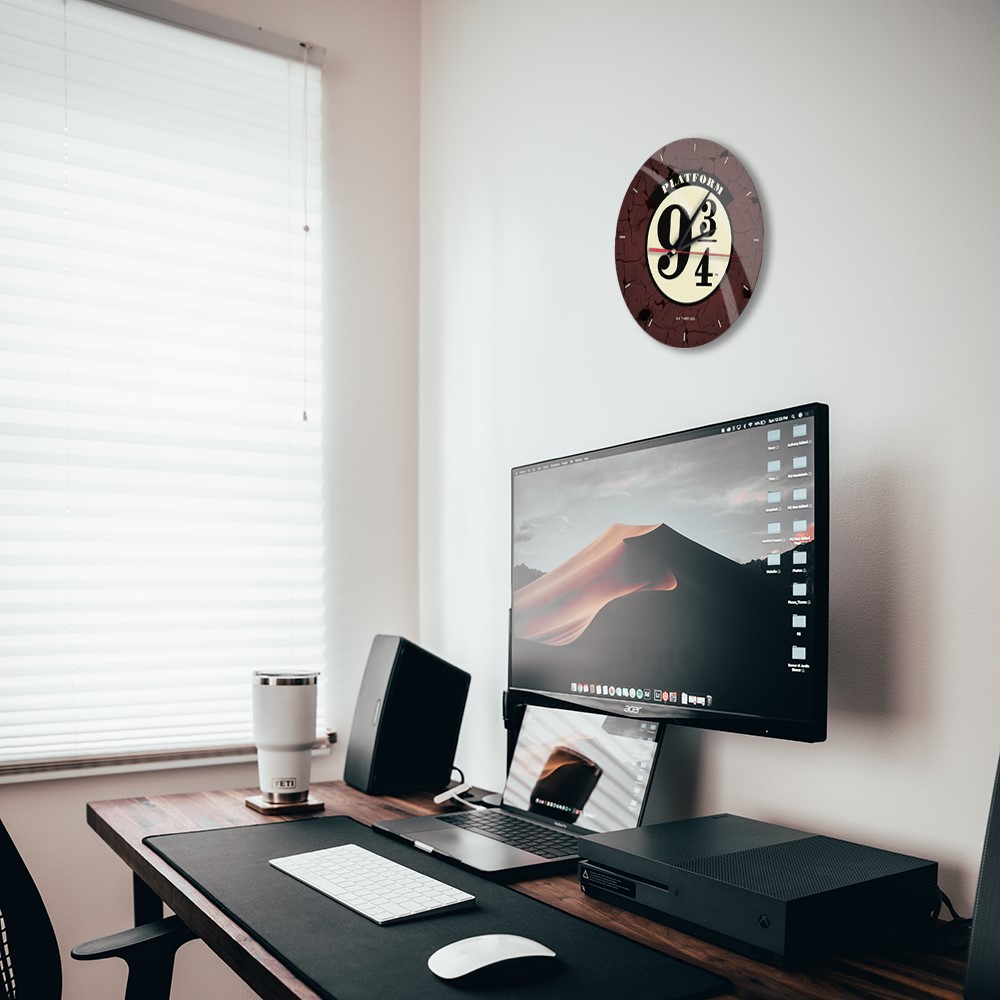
[507,402,829,744]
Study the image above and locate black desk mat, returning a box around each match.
[146,815,730,1000]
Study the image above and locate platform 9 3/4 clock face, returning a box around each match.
[615,138,764,348]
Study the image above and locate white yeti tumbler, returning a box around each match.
[252,671,318,803]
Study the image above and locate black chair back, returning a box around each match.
[965,752,1000,998]
[0,815,62,1000]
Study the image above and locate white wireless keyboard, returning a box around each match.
[269,842,476,925]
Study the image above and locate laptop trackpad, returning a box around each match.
[413,826,539,872]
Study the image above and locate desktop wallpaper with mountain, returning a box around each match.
[511,419,818,722]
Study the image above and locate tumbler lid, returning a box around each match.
[253,671,318,686]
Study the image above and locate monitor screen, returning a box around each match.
[502,704,661,834]
[509,402,829,742]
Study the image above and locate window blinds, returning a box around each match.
[0,0,326,772]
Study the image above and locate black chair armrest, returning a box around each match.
[71,915,196,1000]
[71,914,196,962]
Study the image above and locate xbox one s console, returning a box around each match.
[579,813,938,967]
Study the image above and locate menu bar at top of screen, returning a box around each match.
[513,404,821,477]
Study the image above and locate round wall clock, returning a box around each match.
[615,138,764,348]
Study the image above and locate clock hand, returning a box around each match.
[647,246,733,259]
[674,188,713,255]
[649,230,730,258]
[648,188,716,259]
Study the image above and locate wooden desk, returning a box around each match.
[86,781,966,1000]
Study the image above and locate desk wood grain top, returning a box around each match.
[86,781,967,1000]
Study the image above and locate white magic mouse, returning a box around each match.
[427,933,557,981]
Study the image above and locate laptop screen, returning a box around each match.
[501,704,660,835]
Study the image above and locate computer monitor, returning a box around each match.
[509,401,829,743]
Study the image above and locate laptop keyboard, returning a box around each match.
[437,809,579,859]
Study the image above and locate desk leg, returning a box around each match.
[133,871,164,925]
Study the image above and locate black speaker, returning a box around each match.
[966,752,1000,999]
[344,635,470,795]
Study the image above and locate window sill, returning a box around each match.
[0,736,336,785]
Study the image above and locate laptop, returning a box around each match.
[373,703,661,877]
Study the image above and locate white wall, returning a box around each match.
[419,0,1000,916]
[0,2,420,998]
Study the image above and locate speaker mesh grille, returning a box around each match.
[677,836,927,899]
